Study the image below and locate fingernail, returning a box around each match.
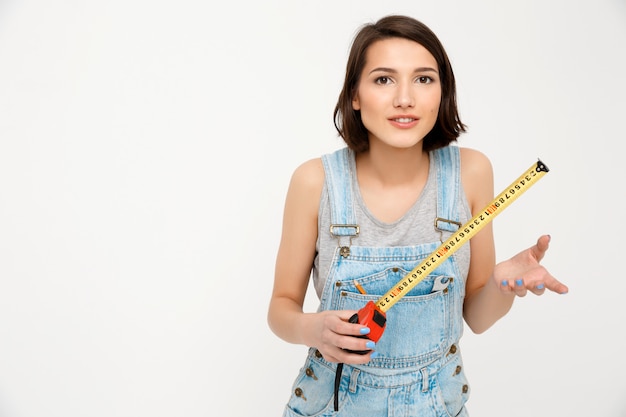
[370,351,379,359]
[360,327,371,335]
[366,341,375,349]
[515,279,524,286]
[560,291,568,295]
[501,280,508,287]
[536,284,545,290]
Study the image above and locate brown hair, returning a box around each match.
[333,15,466,153]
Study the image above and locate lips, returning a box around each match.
[388,116,419,128]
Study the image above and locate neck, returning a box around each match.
[355,144,428,187]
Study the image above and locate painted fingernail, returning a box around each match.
[360,327,371,335]
[370,351,379,359]
[515,279,524,286]
[366,341,376,349]
[536,284,545,290]
[501,280,508,287]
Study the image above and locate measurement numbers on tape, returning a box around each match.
[375,159,549,313]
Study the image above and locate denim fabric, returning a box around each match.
[284,346,469,417]
[283,146,470,417]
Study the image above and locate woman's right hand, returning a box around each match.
[301,310,378,364]
[268,159,377,364]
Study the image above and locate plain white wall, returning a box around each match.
[1,0,625,416]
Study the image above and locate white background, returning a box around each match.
[1,1,625,416]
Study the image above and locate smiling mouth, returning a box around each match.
[391,117,417,123]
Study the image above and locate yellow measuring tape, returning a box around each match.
[375,158,550,313]
[341,158,551,411]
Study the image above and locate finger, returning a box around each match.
[328,342,376,365]
[499,279,514,293]
[317,343,366,364]
[334,311,371,336]
[323,322,373,351]
[528,282,546,296]
[337,310,359,321]
[343,347,379,364]
[343,350,379,365]
[529,234,551,262]
[525,267,568,295]
[336,332,376,353]
[544,275,569,295]
[321,352,341,363]
[513,278,528,297]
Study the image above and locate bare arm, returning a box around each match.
[460,148,568,334]
[267,159,375,363]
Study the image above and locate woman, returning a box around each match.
[268,15,568,416]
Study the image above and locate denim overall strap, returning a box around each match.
[318,147,360,311]
[321,148,359,237]
[434,146,462,233]
[320,147,360,411]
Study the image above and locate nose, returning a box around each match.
[393,83,414,108]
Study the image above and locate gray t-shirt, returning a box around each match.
[312,149,472,299]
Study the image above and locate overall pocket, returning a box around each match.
[433,352,470,417]
[284,358,338,417]
[334,267,453,367]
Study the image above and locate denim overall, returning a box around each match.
[283,146,470,417]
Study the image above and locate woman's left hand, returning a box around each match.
[493,234,569,297]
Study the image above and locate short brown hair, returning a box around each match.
[333,15,466,153]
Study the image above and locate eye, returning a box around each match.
[374,76,393,85]
[416,76,434,84]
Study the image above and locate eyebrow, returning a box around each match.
[369,66,438,75]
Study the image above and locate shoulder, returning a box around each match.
[458,147,494,213]
[283,157,325,220]
[289,157,325,194]
[459,147,493,179]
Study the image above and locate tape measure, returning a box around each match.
[349,158,550,344]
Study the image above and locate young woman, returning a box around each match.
[268,15,568,417]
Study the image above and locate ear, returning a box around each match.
[352,94,361,111]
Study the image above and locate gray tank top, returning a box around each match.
[312,148,472,299]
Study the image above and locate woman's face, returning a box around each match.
[352,37,441,150]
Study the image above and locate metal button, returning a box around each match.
[335,282,342,287]
[305,368,318,380]
[314,349,322,358]
[449,344,457,354]
[462,384,469,394]
[294,387,307,400]
[392,267,399,272]
[454,365,462,376]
